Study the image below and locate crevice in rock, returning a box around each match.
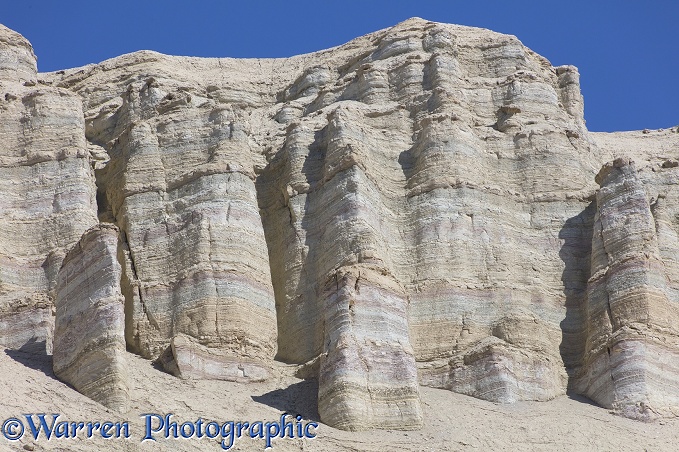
[558,201,595,384]
[117,227,159,357]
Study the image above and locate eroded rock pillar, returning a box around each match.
[53,225,129,412]
[575,158,679,420]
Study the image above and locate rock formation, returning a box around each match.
[166,333,270,382]
[0,24,98,353]
[0,18,677,429]
[573,158,679,420]
[53,224,129,413]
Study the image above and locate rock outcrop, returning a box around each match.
[53,224,129,413]
[574,158,679,420]
[0,24,98,353]
[165,333,270,382]
[0,18,677,429]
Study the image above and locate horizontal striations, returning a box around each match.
[1,17,677,431]
[53,224,129,413]
[395,21,593,403]
[0,25,36,83]
[318,266,423,431]
[49,17,600,428]
[575,159,679,420]
[91,76,279,374]
[166,333,270,382]
[0,25,98,351]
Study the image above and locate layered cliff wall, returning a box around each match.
[0,19,677,430]
[0,24,98,352]
[573,158,679,419]
[53,224,129,413]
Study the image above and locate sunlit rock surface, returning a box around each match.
[573,158,679,420]
[53,224,129,413]
[0,18,677,429]
[0,24,98,352]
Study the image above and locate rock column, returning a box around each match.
[576,159,679,420]
[53,225,129,413]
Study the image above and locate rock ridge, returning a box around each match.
[0,18,677,429]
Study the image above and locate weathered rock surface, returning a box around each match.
[0,24,36,82]
[0,18,678,430]
[53,224,129,412]
[318,266,422,430]
[0,25,98,352]
[165,333,270,382]
[573,158,679,420]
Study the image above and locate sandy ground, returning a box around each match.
[0,349,677,452]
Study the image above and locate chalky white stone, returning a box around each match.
[0,18,677,429]
[53,224,129,413]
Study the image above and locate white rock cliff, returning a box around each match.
[0,18,677,431]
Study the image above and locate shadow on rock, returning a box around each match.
[251,379,320,422]
[558,201,595,388]
[566,391,601,407]
[4,339,54,377]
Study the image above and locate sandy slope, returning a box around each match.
[0,349,677,452]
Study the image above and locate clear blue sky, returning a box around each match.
[2,1,677,132]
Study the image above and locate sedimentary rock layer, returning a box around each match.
[574,159,679,420]
[53,224,129,413]
[319,266,423,430]
[0,24,36,82]
[0,18,678,430]
[165,333,270,382]
[94,101,278,365]
[247,21,595,412]
[38,18,679,426]
[0,25,98,351]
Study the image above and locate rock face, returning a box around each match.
[0,18,678,429]
[96,120,279,365]
[318,267,423,430]
[166,333,270,382]
[0,24,36,82]
[574,158,679,420]
[53,224,129,413]
[0,25,98,352]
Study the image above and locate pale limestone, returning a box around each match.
[0,25,98,352]
[573,159,679,420]
[53,224,129,412]
[0,18,677,431]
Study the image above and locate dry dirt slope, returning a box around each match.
[0,349,677,451]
